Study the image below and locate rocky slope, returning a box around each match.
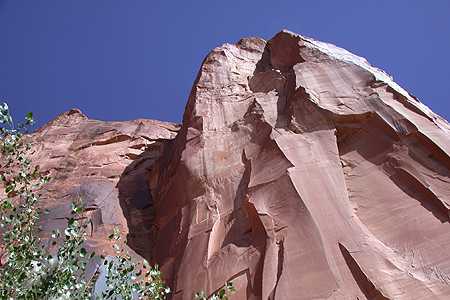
[14,30,450,299]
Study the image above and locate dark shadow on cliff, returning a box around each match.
[117,140,171,260]
[339,243,390,300]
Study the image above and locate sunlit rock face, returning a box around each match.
[28,109,179,256]
[148,30,450,299]
[12,29,450,300]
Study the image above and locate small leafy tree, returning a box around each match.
[0,102,57,298]
[99,226,169,300]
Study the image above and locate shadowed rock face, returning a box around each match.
[146,30,450,299]
[9,30,450,299]
[27,109,179,256]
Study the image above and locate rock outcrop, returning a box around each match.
[12,30,450,300]
[28,109,179,256]
[145,30,450,299]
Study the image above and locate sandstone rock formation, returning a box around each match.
[28,109,179,256]
[12,30,450,300]
[145,30,450,299]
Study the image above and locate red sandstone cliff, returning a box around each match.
[18,30,450,299]
[147,30,450,299]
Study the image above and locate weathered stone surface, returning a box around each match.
[6,29,450,300]
[146,30,450,299]
[28,109,179,256]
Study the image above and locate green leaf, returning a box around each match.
[80,248,87,257]
[0,102,12,125]
[67,218,75,226]
[5,183,15,194]
[70,202,82,214]
[226,281,235,292]
[1,200,13,209]
[25,112,33,125]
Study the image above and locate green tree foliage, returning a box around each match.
[99,226,169,300]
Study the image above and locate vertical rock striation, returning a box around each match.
[149,30,450,299]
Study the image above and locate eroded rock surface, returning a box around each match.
[8,30,450,300]
[146,31,450,299]
[29,109,179,256]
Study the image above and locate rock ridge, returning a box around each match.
[28,112,179,258]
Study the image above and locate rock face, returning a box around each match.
[28,109,179,256]
[13,30,450,299]
[145,30,450,299]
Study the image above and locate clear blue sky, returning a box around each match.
[1,1,450,126]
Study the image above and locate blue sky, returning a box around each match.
[1,1,449,126]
